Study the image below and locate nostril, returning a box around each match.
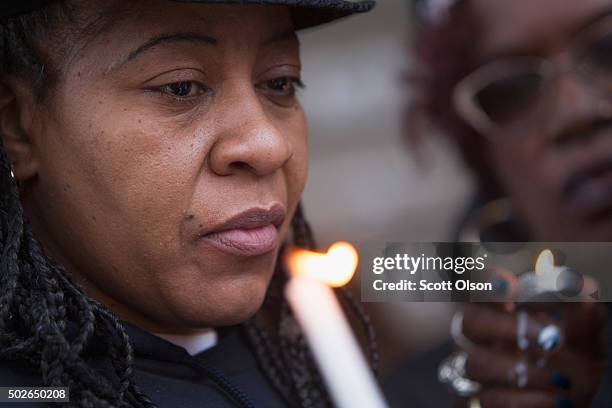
[555,116,612,147]
[231,161,255,173]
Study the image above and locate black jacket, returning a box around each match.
[0,322,286,407]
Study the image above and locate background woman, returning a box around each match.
[386,0,611,407]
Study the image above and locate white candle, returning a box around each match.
[284,243,388,408]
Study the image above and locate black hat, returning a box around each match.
[1,0,376,29]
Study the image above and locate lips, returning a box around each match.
[198,205,286,257]
[563,157,612,221]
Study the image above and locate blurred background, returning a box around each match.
[297,1,473,376]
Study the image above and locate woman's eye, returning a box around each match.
[157,81,207,99]
[263,77,305,97]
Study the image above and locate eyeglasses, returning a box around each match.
[453,14,612,138]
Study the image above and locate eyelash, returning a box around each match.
[151,81,210,102]
[149,76,305,103]
[261,77,305,97]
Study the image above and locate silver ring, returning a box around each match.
[451,310,476,350]
[507,360,529,388]
[438,351,482,397]
[516,310,529,350]
[537,324,562,351]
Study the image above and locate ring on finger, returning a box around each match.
[507,359,529,388]
[537,324,562,352]
[451,310,476,350]
[438,351,482,397]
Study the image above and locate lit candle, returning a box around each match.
[518,249,580,302]
[284,242,388,408]
[517,249,566,355]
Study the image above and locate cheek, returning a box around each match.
[283,111,308,202]
[489,139,570,236]
[489,142,546,218]
[491,134,542,191]
[35,99,205,275]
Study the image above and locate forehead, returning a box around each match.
[67,0,293,52]
[120,2,292,40]
[65,2,295,66]
[469,0,612,58]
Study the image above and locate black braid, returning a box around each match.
[0,6,160,408]
[0,147,153,406]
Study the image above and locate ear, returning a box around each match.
[0,78,39,181]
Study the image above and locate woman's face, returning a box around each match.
[9,2,307,331]
[469,0,612,240]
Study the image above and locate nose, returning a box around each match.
[208,92,294,177]
[550,69,612,145]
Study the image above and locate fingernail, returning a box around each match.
[538,324,562,351]
[492,278,508,295]
[555,396,573,408]
[551,372,572,390]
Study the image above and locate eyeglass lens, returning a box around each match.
[474,70,544,127]
[471,20,612,129]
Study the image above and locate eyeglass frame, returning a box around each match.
[452,13,612,140]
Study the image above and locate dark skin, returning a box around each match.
[458,0,610,406]
[0,1,308,335]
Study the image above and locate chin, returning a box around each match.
[209,293,268,327]
[168,282,270,328]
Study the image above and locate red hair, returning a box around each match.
[407,1,501,198]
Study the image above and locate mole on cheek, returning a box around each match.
[183,213,195,221]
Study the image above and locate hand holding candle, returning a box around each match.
[284,242,388,408]
[447,250,606,408]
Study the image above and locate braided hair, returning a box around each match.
[0,3,379,407]
[406,0,501,200]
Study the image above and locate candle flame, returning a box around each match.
[284,242,359,288]
[535,249,555,275]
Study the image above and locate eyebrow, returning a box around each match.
[263,30,299,46]
[569,5,612,37]
[113,31,218,70]
[109,29,298,73]
[481,6,612,64]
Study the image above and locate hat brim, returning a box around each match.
[1,0,375,29]
[172,0,376,29]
